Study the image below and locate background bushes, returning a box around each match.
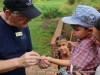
[68,0,75,5]
[40,6,63,19]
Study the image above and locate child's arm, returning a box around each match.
[45,57,71,67]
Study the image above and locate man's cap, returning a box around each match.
[62,5,100,28]
[3,0,41,19]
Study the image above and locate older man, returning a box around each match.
[0,0,50,75]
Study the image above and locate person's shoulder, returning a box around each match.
[77,37,95,48]
[81,34,93,44]
[81,38,94,46]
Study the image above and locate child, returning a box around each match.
[55,35,70,75]
[55,35,70,60]
[43,5,100,75]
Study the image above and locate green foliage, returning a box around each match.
[28,18,58,56]
[91,0,95,2]
[40,6,63,19]
[68,0,75,5]
[62,30,65,33]
[66,24,72,30]
[90,0,100,3]
[75,0,82,3]
[62,7,74,16]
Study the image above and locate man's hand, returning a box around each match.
[17,51,40,67]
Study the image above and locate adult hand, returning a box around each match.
[17,51,40,67]
[37,56,51,69]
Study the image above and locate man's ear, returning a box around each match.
[88,28,93,34]
[5,10,12,19]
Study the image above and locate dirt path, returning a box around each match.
[26,64,58,75]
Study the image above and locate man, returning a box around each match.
[0,0,50,75]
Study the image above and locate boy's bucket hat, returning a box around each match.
[62,5,100,28]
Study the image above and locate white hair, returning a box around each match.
[12,11,19,17]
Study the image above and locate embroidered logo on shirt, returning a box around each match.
[21,34,27,41]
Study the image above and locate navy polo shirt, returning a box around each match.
[0,17,33,75]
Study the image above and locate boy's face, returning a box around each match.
[92,27,100,47]
[71,25,92,40]
[56,39,69,55]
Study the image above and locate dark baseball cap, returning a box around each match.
[3,0,41,19]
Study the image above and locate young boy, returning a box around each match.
[62,4,100,72]
[43,5,100,75]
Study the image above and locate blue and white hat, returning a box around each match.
[62,5,100,28]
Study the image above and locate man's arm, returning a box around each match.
[0,58,20,73]
[0,51,40,73]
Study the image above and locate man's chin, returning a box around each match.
[20,25,27,28]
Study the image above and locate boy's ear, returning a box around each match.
[88,28,93,34]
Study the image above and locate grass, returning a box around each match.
[0,0,4,11]
[34,0,67,12]
[28,17,59,56]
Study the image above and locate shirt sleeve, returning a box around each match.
[70,39,96,71]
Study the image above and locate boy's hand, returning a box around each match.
[37,56,51,69]
[67,41,75,50]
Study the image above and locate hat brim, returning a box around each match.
[20,5,41,19]
[62,17,79,25]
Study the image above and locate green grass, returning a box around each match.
[0,0,4,11]
[34,0,67,11]
[28,17,59,56]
